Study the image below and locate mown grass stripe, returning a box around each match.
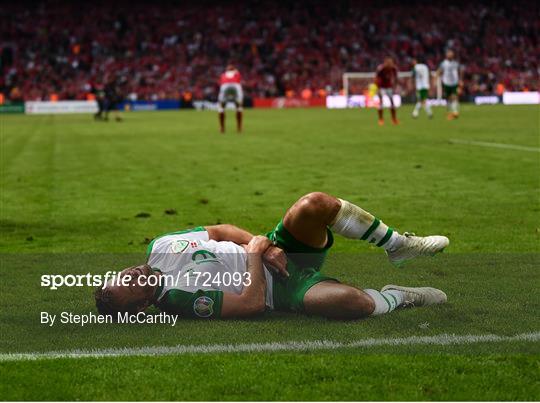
[449,139,540,153]
[1,332,538,362]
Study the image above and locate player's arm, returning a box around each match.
[156,236,270,319]
[205,224,253,244]
[221,236,270,317]
[206,224,288,277]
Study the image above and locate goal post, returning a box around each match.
[343,71,442,100]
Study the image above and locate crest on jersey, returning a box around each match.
[171,239,189,253]
[193,296,214,318]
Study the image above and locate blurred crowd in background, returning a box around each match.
[1,0,538,102]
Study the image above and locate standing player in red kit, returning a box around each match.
[375,57,399,126]
[218,65,243,133]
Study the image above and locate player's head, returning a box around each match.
[446,49,455,60]
[413,54,425,65]
[226,64,235,71]
[384,57,393,66]
[95,264,155,316]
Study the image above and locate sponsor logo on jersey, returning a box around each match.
[171,239,189,253]
[193,296,214,317]
[192,249,218,263]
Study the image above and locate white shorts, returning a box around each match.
[378,87,394,97]
[378,88,396,108]
[218,83,243,107]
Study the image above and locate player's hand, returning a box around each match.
[245,235,273,255]
[263,245,289,278]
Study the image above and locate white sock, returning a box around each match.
[424,103,432,116]
[364,289,405,315]
[451,100,458,113]
[413,103,421,114]
[330,199,404,251]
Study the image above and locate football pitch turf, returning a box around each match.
[1,105,539,400]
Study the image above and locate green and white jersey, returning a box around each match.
[146,227,274,318]
[413,63,430,90]
[439,59,460,86]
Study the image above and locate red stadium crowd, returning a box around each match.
[1,1,538,102]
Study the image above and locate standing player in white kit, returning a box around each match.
[218,65,243,133]
[438,50,463,120]
[411,58,433,119]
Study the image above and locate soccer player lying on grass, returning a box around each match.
[95,192,449,319]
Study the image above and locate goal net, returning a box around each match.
[343,71,442,101]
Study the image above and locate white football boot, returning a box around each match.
[386,232,449,267]
[381,285,447,307]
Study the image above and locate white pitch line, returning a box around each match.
[1,332,538,362]
[449,139,540,153]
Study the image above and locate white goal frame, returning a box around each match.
[343,71,442,99]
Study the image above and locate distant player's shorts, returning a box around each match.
[266,221,338,313]
[378,87,394,109]
[378,87,394,98]
[218,83,243,107]
[443,84,458,98]
[416,88,428,101]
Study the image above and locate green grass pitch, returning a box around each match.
[0,105,539,400]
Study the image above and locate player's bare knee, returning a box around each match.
[297,192,340,221]
[335,288,374,319]
[349,289,375,317]
[359,291,376,316]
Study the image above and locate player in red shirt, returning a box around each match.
[218,65,243,133]
[375,57,399,125]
